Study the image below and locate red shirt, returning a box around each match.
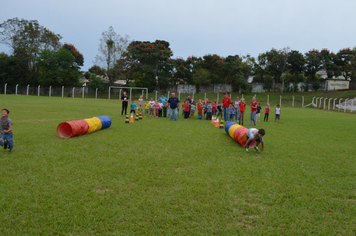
[222,97,231,108]
[184,103,190,112]
[239,102,246,112]
[198,104,203,114]
[212,104,216,111]
[265,107,270,114]
[250,101,258,112]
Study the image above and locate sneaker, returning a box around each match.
[246,148,249,152]
[4,140,8,150]
[254,146,259,151]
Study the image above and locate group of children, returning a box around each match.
[129,96,170,118]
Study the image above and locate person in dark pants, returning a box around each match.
[121,91,129,116]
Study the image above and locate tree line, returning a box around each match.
[1,19,356,94]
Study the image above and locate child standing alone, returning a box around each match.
[0,109,14,152]
[275,104,281,122]
[264,104,270,121]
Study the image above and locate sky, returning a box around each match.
[1,0,356,70]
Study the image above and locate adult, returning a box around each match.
[158,94,168,105]
[168,93,180,121]
[249,96,258,126]
[222,93,231,122]
[121,91,129,116]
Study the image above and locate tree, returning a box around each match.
[89,74,104,91]
[36,49,80,86]
[94,26,129,84]
[193,68,210,92]
[287,50,305,90]
[62,43,84,68]
[304,49,323,80]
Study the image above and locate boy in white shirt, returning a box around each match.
[275,104,281,122]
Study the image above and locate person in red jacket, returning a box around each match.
[239,98,246,125]
[221,93,231,122]
[249,96,258,126]
[183,100,190,119]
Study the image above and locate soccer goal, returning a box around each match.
[108,86,148,100]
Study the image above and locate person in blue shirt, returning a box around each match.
[158,94,167,106]
[168,93,180,121]
[229,102,235,121]
[130,100,137,114]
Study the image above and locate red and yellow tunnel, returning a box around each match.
[225,121,257,148]
[57,116,111,138]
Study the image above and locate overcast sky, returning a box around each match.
[1,0,356,70]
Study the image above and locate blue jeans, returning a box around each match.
[198,113,202,119]
[0,132,14,150]
[250,112,256,126]
[235,108,239,121]
[170,108,178,121]
[223,108,229,122]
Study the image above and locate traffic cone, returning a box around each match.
[135,113,139,121]
[125,114,129,124]
[139,112,142,120]
[130,113,134,122]
[215,118,219,127]
[211,115,215,124]
[220,119,224,129]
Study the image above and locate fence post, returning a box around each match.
[230,93,231,99]
[292,96,294,107]
[168,91,170,99]
[323,98,327,110]
[302,96,304,107]
[242,94,244,98]
[319,97,323,108]
[72,87,75,98]
[119,89,122,101]
[142,90,144,97]
[217,93,219,102]
[130,88,132,100]
[193,92,195,101]
[280,95,282,106]
[27,84,30,95]
[82,87,84,98]
[338,98,343,112]
[49,86,52,97]
[15,84,18,95]
[328,98,332,110]
[96,88,98,99]
[4,83,7,95]
[316,97,319,107]
[155,91,157,101]
[179,92,181,101]
[351,99,354,113]
[38,85,40,96]
[333,98,337,110]
[62,86,64,97]
[267,95,269,105]
[344,98,349,113]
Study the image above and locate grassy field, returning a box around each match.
[0,94,356,235]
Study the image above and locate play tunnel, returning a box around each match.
[57,116,112,138]
[225,121,256,148]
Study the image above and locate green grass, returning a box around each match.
[1,94,356,235]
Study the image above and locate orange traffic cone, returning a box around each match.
[130,113,134,122]
[211,115,215,124]
[215,118,219,127]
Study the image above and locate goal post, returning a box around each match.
[108,86,148,100]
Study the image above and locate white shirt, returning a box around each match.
[234,100,240,108]
[149,101,155,108]
[275,108,280,115]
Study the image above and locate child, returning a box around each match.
[182,103,185,117]
[244,128,265,152]
[264,104,270,122]
[275,104,281,122]
[163,101,168,117]
[229,102,235,121]
[144,99,150,117]
[239,98,246,126]
[197,101,203,120]
[154,101,160,118]
[216,103,222,119]
[149,98,155,117]
[234,97,240,122]
[138,95,144,113]
[206,102,212,120]
[256,103,262,122]
[183,100,190,119]
[203,99,208,119]
[130,100,136,114]
[190,101,196,118]
[212,101,216,116]
[158,101,163,117]
[0,109,14,152]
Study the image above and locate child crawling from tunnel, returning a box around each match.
[244,128,265,152]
